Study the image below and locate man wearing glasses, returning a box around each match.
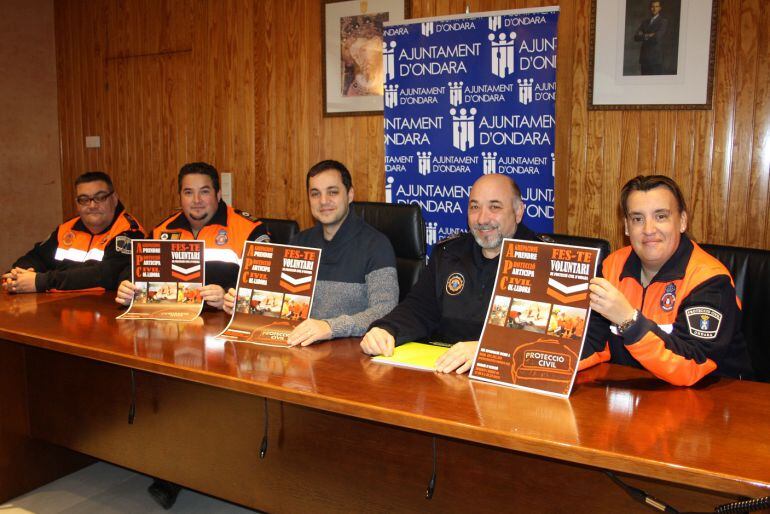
[2,171,144,293]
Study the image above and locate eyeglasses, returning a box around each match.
[76,191,114,206]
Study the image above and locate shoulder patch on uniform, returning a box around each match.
[115,235,132,254]
[684,306,722,339]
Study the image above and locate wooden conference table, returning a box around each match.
[1,292,769,513]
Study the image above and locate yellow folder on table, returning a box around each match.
[372,342,449,371]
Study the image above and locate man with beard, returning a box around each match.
[361,174,545,373]
[115,162,269,310]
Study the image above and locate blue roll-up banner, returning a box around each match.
[383,8,559,254]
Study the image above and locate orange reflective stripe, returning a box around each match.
[578,343,611,371]
[627,331,717,386]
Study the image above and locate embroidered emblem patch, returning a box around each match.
[445,273,465,295]
[62,231,75,246]
[160,233,169,240]
[115,235,132,255]
[160,232,181,240]
[660,282,677,312]
[685,306,723,339]
[215,229,228,246]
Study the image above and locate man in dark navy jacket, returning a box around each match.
[362,174,544,374]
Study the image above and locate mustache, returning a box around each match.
[472,223,499,231]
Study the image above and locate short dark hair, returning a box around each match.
[620,175,687,217]
[178,162,220,193]
[306,160,353,191]
[75,171,113,190]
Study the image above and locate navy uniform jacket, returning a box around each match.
[12,202,144,291]
[371,224,541,345]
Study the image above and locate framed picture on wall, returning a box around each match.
[589,0,719,109]
[323,0,410,116]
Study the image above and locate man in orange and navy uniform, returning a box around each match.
[116,162,269,312]
[580,175,753,386]
[2,171,144,293]
[115,161,268,509]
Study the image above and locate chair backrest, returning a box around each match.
[700,243,770,382]
[351,201,426,301]
[259,218,300,245]
[540,233,612,267]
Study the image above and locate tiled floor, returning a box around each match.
[1,462,261,513]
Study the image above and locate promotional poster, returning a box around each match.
[470,239,599,397]
[383,7,559,253]
[117,240,205,322]
[217,242,321,347]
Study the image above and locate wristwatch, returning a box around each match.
[616,310,639,335]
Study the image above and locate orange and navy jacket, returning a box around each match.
[579,237,753,386]
[151,200,269,290]
[11,202,145,292]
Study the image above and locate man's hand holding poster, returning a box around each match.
[117,240,205,322]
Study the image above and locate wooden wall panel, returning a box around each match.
[54,0,770,249]
[753,0,770,248]
[0,0,62,271]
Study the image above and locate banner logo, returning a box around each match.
[489,32,517,78]
[384,84,399,108]
[450,107,477,151]
[518,78,534,104]
[383,41,397,80]
[551,152,556,177]
[449,81,463,106]
[482,151,498,174]
[421,22,434,37]
[417,151,432,175]
[426,221,438,245]
[488,16,502,31]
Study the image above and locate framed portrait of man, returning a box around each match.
[589,0,719,109]
[323,0,410,116]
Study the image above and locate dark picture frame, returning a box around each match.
[589,0,719,110]
[323,0,410,116]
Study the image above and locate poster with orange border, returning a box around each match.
[117,240,205,322]
[469,238,600,397]
[216,242,321,347]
